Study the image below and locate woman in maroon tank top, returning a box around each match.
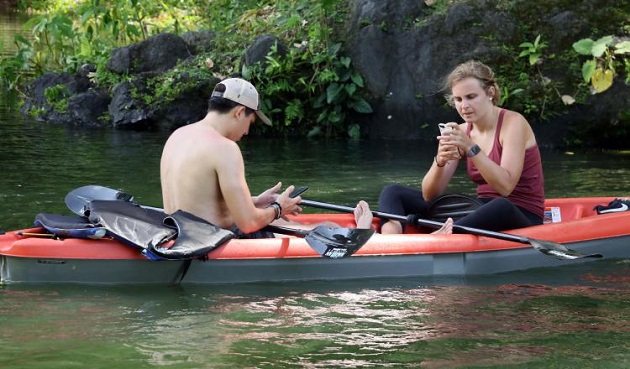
[378,60,545,234]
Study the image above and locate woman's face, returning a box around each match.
[451,77,493,123]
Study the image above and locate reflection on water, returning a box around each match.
[1,260,629,368]
[0,10,30,56]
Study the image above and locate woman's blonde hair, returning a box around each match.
[443,60,501,106]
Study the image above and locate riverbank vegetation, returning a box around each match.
[1,0,629,142]
[1,0,372,137]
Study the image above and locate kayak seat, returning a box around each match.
[34,213,107,239]
[426,194,482,222]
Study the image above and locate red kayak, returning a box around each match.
[1,195,629,285]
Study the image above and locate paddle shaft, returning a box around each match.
[300,199,533,245]
[264,224,309,237]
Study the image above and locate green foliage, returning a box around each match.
[143,54,217,105]
[572,36,630,93]
[0,35,33,89]
[243,38,372,138]
[3,0,203,85]
[501,34,569,120]
[519,34,547,66]
[43,84,69,112]
[3,0,371,138]
[224,1,372,138]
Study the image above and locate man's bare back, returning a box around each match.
[160,78,303,235]
[161,122,237,228]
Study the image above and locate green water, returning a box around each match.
[2,91,630,369]
[3,14,630,368]
[1,269,630,369]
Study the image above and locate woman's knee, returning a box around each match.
[379,184,406,204]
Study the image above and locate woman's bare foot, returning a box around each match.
[431,217,453,234]
[354,200,374,229]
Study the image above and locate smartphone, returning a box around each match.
[438,123,452,135]
[290,186,309,198]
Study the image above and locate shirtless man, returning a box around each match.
[160,77,374,238]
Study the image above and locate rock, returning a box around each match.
[153,77,218,131]
[67,90,110,127]
[20,72,94,124]
[180,30,215,54]
[106,33,192,75]
[345,0,630,144]
[243,35,287,67]
[108,82,153,129]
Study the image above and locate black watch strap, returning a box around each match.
[467,144,481,157]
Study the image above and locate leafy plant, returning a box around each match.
[572,36,630,93]
[0,35,33,90]
[512,34,570,119]
[236,1,372,138]
[44,84,70,112]
[243,39,372,139]
[311,43,373,138]
[5,0,203,81]
[5,0,372,138]
[519,34,547,65]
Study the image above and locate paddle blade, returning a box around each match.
[65,185,133,216]
[306,226,375,259]
[529,238,603,260]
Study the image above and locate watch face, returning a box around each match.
[467,144,481,157]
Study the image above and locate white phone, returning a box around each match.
[438,123,452,135]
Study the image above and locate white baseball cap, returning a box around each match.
[211,78,272,126]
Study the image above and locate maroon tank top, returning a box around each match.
[466,109,545,218]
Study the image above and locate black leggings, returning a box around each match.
[378,184,542,232]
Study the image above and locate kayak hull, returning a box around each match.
[1,197,629,285]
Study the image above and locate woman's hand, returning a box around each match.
[437,123,465,162]
[437,122,473,158]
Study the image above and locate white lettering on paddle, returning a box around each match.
[324,248,347,259]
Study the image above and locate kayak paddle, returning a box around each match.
[65,185,374,259]
[264,224,374,258]
[300,199,602,260]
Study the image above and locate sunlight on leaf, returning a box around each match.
[591,68,614,93]
[614,41,630,54]
[572,38,594,55]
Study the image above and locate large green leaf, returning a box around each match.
[350,99,373,113]
[591,35,613,57]
[350,72,364,87]
[581,60,596,83]
[572,39,594,55]
[615,41,630,54]
[326,83,343,104]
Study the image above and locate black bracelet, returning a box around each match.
[434,156,446,167]
[269,201,282,220]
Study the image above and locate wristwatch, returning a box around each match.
[467,144,481,157]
